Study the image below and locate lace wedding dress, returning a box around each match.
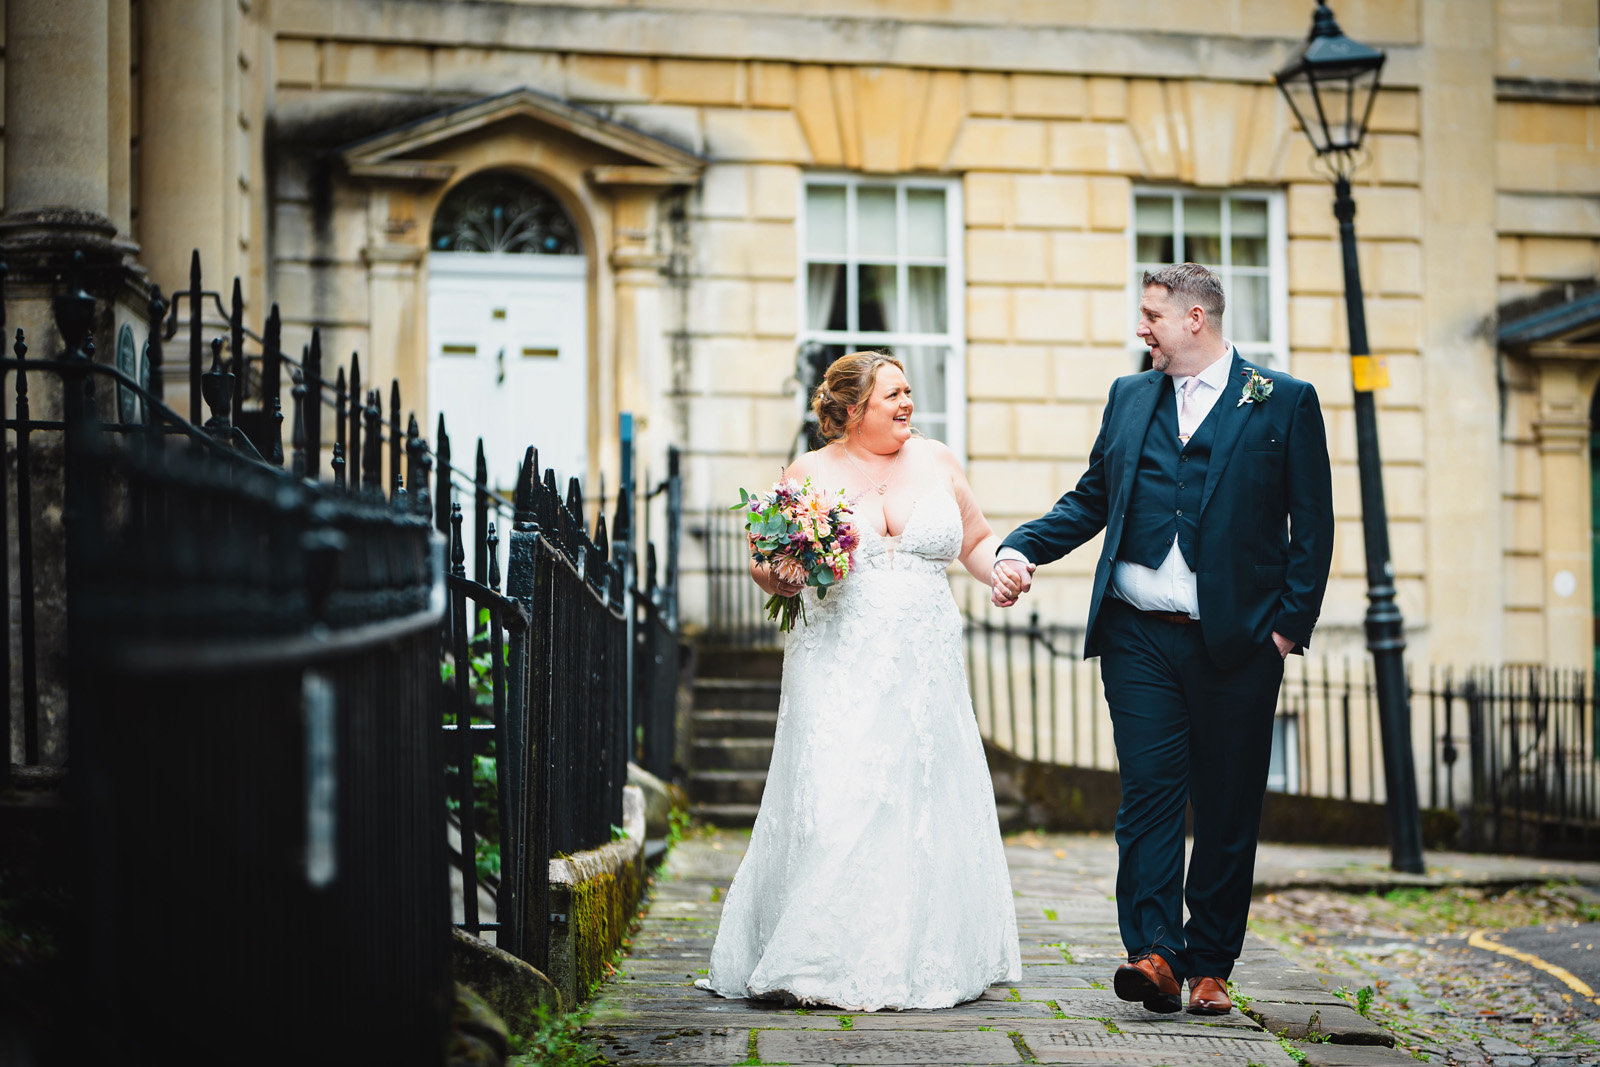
[701,491,1021,1011]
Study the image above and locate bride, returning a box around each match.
[700,351,1021,1012]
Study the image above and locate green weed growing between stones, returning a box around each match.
[1275,1034,1308,1066]
[1007,1031,1038,1064]
[1043,941,1074,963]
[837,1016,854,1030]
[1095,1016,1122,1035]
[1042,908,1058,921]
[666,807,691,850]
[507,1005,601,1067]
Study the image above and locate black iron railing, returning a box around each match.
[964,603,1600,858]
[691,506,777,647]
[3,248,685,1059]
[6,256,450,1065]
[1458,667,1598,855]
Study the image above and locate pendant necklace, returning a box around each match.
[842,440,902,496]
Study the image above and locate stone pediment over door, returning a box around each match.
[338,86,704,191]
[335,88,703,533]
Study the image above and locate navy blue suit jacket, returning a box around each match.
[1000,351,1335,670]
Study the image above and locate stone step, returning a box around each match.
[692,677,781,711]
[691,709,779,739]
[689,802,761,827]
[692,737,775,772]
[695,646,784,681]
[689,769,768,805]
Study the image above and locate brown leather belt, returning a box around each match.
[1137,610,1196,625]
[1113,599,1196,624]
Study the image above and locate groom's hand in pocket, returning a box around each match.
[991,560,1035,607]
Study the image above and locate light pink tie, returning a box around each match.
[1178,377,1201,446]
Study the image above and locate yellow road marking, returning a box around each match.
[1468,928,1600,1005]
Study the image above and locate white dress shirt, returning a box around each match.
[997,347,1235,619]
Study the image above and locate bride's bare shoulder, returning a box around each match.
[786,443,838,479]
[909,436,960,469]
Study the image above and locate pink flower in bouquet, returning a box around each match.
[729,476,858,632]
[773,557,807,587]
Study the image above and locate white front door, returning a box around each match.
[427,252,588,495]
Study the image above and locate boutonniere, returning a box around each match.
[1237,369,1274,408]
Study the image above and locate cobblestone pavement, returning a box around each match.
[1250,886,1600,1067]
[582,831,1424,1066]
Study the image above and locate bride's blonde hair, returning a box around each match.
[811,351,908,442]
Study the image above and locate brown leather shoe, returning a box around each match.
[1113,953,1181,1014]
[1187,976,1233,1015]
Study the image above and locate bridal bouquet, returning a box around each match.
[730,477,859,633]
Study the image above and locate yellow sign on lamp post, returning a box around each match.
[1350,354,1390,392]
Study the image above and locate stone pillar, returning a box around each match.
[0,0,143,361]
[364,244,429,446]
[138,0,227,296]
[1534,362,1593,667]
[1419,0,1502,666]
[601,183,679,513]
[107,0,132,236]
[3,0,109,217]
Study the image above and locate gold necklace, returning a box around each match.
[842,440,903,496]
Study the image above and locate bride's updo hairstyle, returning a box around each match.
[811,351,907,442]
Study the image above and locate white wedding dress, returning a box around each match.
[702,491,1021,1011]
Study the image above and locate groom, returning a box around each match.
[992,263,1334,1015]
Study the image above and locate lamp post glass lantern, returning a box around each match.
[1274,1,1426,875]
[1274,1,1386,162]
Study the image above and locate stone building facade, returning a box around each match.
[2,0,1597,667]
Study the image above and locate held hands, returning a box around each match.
[991,559,1036,608]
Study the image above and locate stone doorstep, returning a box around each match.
[1243,1002,1396,1046]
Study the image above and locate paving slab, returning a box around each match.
[584,1027,750,1064]
[1243,1002,1395,1045]
[758,1029,1022,1063]
[1028,1031,1300,1065]
[1299,1043,1439,1066]
[579,829,1420,1067]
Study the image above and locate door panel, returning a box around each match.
[427,254,587,496]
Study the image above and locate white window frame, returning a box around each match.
[797,173,967,459]
[1267,713,1301,794]
[1127,186,1289,372]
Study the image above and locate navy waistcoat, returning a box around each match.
[1119,385,1222,570]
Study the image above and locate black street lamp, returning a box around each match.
[1274,1,1425,874]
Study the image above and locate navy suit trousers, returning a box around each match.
[1096,596,1284,981]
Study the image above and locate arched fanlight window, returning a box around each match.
[430,170,582,255]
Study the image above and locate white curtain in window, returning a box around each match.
[906,266,946,336]
[807,264,841,331]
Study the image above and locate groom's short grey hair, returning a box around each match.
[1143,263,1225,332]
